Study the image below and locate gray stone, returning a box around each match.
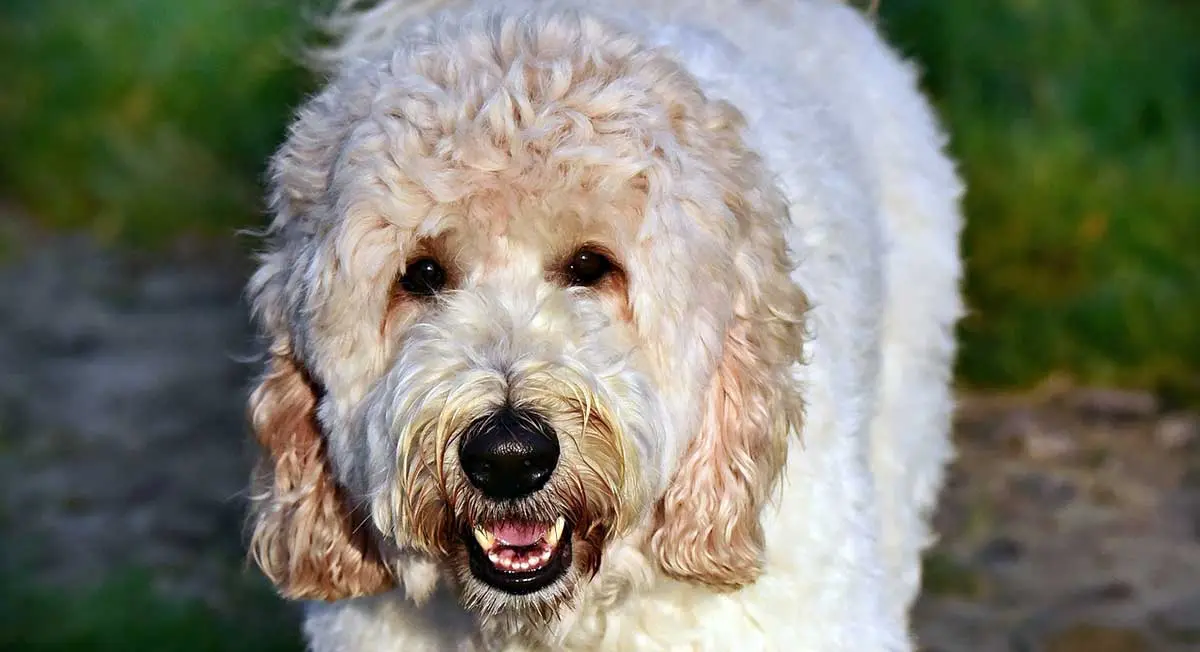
[1066,388,1159,420]
[1156,413,1199,451]
[1009,471,1077,509]
[974,535,1024,567]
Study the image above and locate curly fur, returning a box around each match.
[244,0,963,649]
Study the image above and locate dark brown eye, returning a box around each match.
[399,257,447,297]
[565,248,614,287]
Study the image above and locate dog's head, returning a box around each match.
[245,7,806,628]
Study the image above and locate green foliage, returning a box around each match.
[0,0,315,246]
[880,0,1200,400]
[0,569,301,652]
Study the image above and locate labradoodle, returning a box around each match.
[244,0,963,648]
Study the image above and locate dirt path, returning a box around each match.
[2,230,1197,650]
[915,388,1200,651]
[0,227,259,602]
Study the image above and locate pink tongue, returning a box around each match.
[491,522,546,547]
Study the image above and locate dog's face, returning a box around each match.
[246,9,806,629]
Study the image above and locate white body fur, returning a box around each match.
[252,0,963,649]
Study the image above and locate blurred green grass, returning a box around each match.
[0,0,314,246]
[0,568,301,652]
[0,0,1196,399]
[879,0,1200,401]
[0,498,301,650]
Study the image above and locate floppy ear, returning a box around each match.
[649,99,807,590]
[649,310,804,590]
[243,72,396,600]
[247,352,395,600]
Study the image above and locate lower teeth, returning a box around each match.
[488,545,554,571]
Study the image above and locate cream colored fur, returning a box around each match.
[245,0,963,649]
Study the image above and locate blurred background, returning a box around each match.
[0,0,1196,650]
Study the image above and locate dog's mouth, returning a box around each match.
[464,516,572,595]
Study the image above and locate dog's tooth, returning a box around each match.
[473,525,495,551]
[546,516,565,547]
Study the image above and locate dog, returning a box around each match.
[244,0,963,649]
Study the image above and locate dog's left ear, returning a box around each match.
[650,101,807,591]
[650,309,805,590]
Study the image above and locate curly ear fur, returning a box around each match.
[651,310,805,589]
[247,353,395,600]
[650,101,807,591]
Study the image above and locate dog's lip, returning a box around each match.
[463,519,573,595]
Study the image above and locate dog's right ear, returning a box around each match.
[245,77,396,600]
[247,352,395,600]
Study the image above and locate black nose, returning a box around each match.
[459,408,559,499]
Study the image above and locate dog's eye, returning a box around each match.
[399,257,447,297]
[565,248,613,287]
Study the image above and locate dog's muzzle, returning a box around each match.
[459,407,573,595]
